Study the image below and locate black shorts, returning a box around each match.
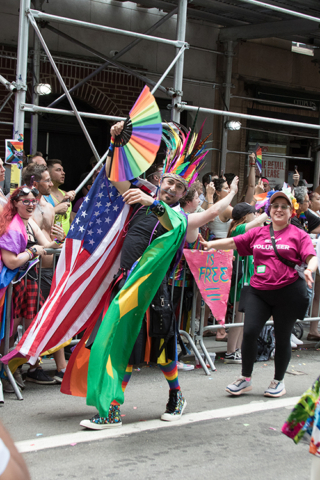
[40,268,54,301]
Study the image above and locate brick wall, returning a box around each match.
[0,45,145,157]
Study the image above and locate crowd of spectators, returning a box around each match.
[0,147,319,402]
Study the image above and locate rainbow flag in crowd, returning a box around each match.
[86,205,187,417]
[255,143,262,174]
[254,191,268,210]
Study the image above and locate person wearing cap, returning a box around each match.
[200,191,317,398]
[224,203,268,364]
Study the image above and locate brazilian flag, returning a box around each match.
[86,203,187,416]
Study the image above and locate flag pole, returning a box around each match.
[74,149,109,195]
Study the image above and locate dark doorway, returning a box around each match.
[24,96,111,191]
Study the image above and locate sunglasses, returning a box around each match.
[18,199,38,206]
[270,203,290,210]
[15,186,39,199]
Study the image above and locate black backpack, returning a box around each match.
[256,325,275,362]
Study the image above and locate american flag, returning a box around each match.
[3,168,133,365]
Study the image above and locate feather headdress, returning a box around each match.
[161,115,210,188]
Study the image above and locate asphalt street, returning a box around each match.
[1,338,320,480]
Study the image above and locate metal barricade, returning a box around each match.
[0,278,23,402]
[172,267,213,375]
[3,246,319,396]
[0,248,62,402]
[37,248,62,312]
[37,248,79,347]
[192,252,320,347]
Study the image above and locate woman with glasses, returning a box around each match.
[200,191,317,398]
[0,186,63,388]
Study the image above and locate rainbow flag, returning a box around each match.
[86,203,187,417]
[255,143,262,174]
[253,191,268,211]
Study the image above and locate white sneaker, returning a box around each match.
[226,376,252,396]
[177,361,194,371]
[291,333,303,345]
[291,340,297,348]
[264,379,286,397]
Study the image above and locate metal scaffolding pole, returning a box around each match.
[171,0,188,123]
[151,45,188,95]
[30,10,186,47]
[13,0,31,140]
[314,118,320,187]
[47,6,178,109]
[0,75,16,91]
[21,103,126,122]
[45,24,170,96]
[0,92,14,113]
[30,0,43,154]
[228,150,312,161]
[28,12,101,162]
[175,103,320,131]
[237,0,320,23]
[220,40,233,174]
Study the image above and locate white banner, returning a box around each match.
[248,143,287,189]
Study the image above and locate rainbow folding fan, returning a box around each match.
[109,86,162,182]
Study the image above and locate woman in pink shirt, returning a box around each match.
[200,191,317,398]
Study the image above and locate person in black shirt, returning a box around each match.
[291,186,320,234]
[291,186,320,341]
[80,121,239,430]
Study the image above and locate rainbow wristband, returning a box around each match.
[108,137,115,160]
[25,248,34,260]
[54,238,64,246]
[109,137,115,151]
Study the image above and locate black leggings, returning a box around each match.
[241,277,309,381]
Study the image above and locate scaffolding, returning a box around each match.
[2,0,320,185]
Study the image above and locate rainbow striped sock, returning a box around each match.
[159,359,180,391]
[122,365,133,392]
[111,365,133,406]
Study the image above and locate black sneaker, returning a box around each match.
[53,370,64,383]
[224,350,242,364]
[26,368,56,385]
[161,389,187,422]
[80,405,122,430]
